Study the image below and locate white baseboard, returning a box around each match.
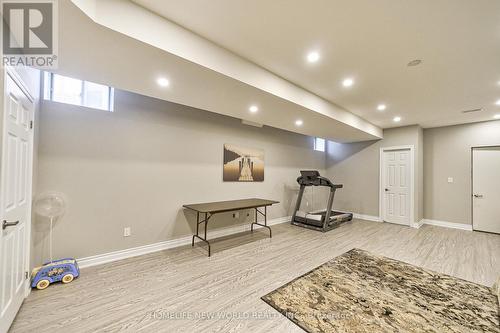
[412,219,425,229]
[78,216,291,269]
[352,213,382,222]
[352,215,471,232]
[421,219,473,231]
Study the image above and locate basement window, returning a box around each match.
[43,72,114,111]
[314,137,326,152]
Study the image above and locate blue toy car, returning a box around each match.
[31,258,80,290]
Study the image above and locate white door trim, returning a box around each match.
[379,145,415,226]
[471,145,500,233]
[3,66,35,298]
[5,67,35,103]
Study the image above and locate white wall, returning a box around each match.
[33,90,327,265]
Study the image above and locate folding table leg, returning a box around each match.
[192,212,212,257]
[251,206,272,238]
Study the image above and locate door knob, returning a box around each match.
[385,188,389,192]
[473,194,483,198]
[2,220,19,230]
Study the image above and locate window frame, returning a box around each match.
[314,137,326,152]
[44,72,114,112]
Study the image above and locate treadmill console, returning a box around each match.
[300,170,320,180]
[298,170,335,187]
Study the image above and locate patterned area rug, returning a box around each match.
[262,249,499,333]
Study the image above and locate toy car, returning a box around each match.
[31,258,80,290]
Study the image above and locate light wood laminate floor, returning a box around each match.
[10,220,500,333]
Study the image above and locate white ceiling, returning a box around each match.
[66,0,382,143]
[132,0,500,129]
[60,1,382,143]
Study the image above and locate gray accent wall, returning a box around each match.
[326,125,424,222]
[326,120,500,227]
[423,121,500,225]
[33,84,500,265]
[33,90,327,265]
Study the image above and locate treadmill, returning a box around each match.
[291,170,353,232]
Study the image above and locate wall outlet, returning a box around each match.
[232,212,239,219]
[447,177,454,183]
[123,227,131,237]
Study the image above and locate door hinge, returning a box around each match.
[25,271,29,280]
[29,120,33,129]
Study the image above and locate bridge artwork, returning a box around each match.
[223,144,264,182]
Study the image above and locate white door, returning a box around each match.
[473,147,500,234]
[382,149,411,225]
[0,71,34,333]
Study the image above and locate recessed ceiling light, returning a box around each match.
[295,119,303,126]
[342,78,354,87]
[496,99,500,106]
[494,114,500,119]
[393,116,401,122]
[306,51,320,63]
[377,104,387,111]
[157,77,169,87]
[249,105,259,113]
[407,59,422,67]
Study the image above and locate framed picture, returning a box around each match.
[223,144,264,182]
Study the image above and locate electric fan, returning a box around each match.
[31,191,79,290]
[34,191,66,263]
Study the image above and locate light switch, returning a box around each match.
[447,177,454,183]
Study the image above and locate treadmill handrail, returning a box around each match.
[296,175,343,189]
